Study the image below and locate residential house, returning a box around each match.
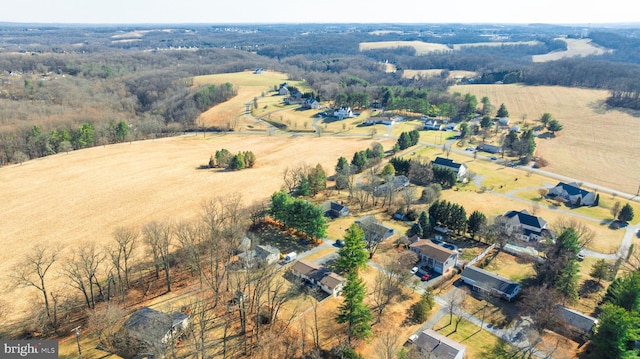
[495,209,548,242]
[355,215,395,241]
[432,157,468,181]
[365,114,402,125]
[278,83,290,96]
[375,175,410,196]
[120,307,189,357]
[333,106,354,120]
[323,201,349,218]
[423,119,444,131]
[290,260,345,297]
[498,117,510,127]
[254,68,263,74]
[302,98,320,109]
[555,305,598,339]
[476,143,502,154]
[460,266,520,301]
[409,239,458,274]
[547,182,596,206]
[237,245,280,268]
[411,329,466,359]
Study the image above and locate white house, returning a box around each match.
[333,106,354,120]
[237,244,280,268]
[496,209,548,242]
[547,182,596,206]
[409,239,458,275]
[432,157,468,181]
[423,119,444,130]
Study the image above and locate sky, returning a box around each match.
[2,0,638,25]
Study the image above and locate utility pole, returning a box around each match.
[73,326,82,359]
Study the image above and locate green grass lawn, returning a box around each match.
[433,315,512,359]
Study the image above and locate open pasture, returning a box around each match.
[533,38,612,62]
[452,84,640,196]
[0,133,393,321]
[402,69,478,79]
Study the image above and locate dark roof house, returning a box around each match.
[355,216,395,241]
[547,182,596,206]
[121,307,189,357]
[460,266,520,301]
[412,329,466,359]
[476,143,502,154]
[432,157,468,181]
[497,209,548,241]
[410,239,458,274]
[291,260,345,297]
[555,305,598,338]
[323,201,349,218]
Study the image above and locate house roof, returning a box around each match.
[291,260,345,291]
[554,182,593,197]
[476,143,502,153]
[555,306,598,333]
[461,266,520,297]
[123,307,188,344]
[504,209,547,229]
[410,239,456,263]
[355,216,395,239]
[255,245,280,257]
[414,329,466,358]
[432,156,464,171]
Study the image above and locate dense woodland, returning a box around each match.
[2,22,640,165]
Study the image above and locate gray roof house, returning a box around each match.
[476,143,502,154]
[290,260,345,297]
[555,305,598,338]
[496,209,548,242]
[323,201,349,218]
[547,182,596,206]
[412,329,466,359]
[121,307,189,357]
[423,119,444,131]
[355,215,395,241]
[237,245,280,268]
[409,239,458,275]
[432,157,468,181]
[375,175,410,196]
[460,266,520,301]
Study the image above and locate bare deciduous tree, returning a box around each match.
[143,220,174,292]
[375,325,400,359]
[63,243,105,309]
[13,244,60,329]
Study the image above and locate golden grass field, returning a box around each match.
[359,41,452,55]
[452,84,640,196]
[0,133,392,322]
[533,38,612,62]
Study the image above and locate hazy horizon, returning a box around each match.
[3,0,638,26]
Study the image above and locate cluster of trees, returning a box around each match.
[427,200,468,235]
[334,91,370,109]
[396,129,420,151]
[209,149,256,170]
[503,128,536,158]
[269,191,327,240]
[389,156,455,188]
[590,271,640,358]
[611,201,635,223]
[282,163,328,197]
[349,142,385,174]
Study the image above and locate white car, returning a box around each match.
[407,334,418,344]
[410,267,419,274]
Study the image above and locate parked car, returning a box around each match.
[490,156,498,160]
[421,274,431,281]
[407,334,418,344]
[335,239,344,247]
[410,267,419,274]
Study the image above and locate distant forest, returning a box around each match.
[1,23,640,164]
